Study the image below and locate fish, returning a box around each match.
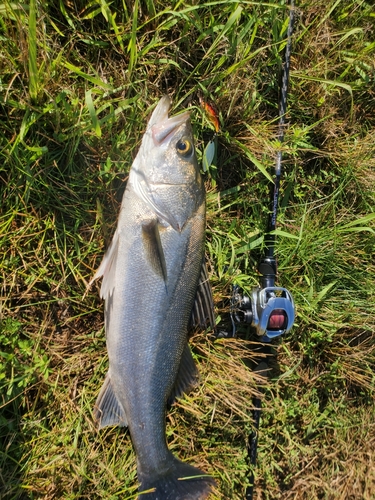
[90,96,216,499]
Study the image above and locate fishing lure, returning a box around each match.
[199,95,220,133]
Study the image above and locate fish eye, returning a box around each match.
[176,138,193,157]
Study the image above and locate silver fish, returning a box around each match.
[91,96,215,499]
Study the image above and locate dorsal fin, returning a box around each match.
[142,220,167,283]
[190,259,216,331]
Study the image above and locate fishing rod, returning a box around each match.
[232,1,295,341]
[199,2,295,496]
[230,2,296,498]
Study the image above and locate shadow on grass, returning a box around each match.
[0,398,30,500]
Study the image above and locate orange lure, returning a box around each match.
[199,95,220,133]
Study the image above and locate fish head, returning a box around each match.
[129,96,205,231]
[141,96,200,185]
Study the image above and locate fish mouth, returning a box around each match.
[149,96,190,146]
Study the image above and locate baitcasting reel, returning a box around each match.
[230,256,295,339]
[231,284,295,339]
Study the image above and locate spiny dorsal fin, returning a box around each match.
[167,344,199,407]
[142,220,167,283]
[94,372,128,429]
[190,259,216,331]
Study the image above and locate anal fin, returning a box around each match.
[94,372,128,429]
[167,344,199,407]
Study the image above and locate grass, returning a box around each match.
[0,0,374,498]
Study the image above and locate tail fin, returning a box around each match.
[138,456,215,499]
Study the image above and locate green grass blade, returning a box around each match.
[316,281,337,303]
[58,0,75,29]
[271,229,300,240]
[128,0,139,74]
[99,0,124,50]
[85,90,102,138]
[292,73,353,95]
[62,61,112,89]
[204,4,243,60]
[329,213,375,237]
[0,2,28,18]
[28,0,37,101]
[234,141,274,183]
[338,213,375,230]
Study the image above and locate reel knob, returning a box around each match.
[268,309,287,330]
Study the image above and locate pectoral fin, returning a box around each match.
[167,344,199,407]
[190,259,216,331]
[94,372,128,429]
[142,220,167,283]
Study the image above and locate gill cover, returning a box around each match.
[129,96,203,231]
